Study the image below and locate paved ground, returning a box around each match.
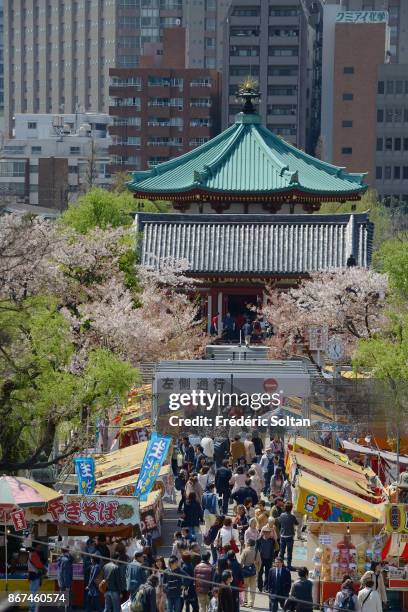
[159,497,309,611]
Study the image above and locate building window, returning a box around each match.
[0,161,26,177]
[405,138,408,151]
[269,27,299,37]
[385,166,391,180]
[190,78,213,87]
[396,80,403,94]
[377,81,384,94]
[148,156,168,167]
[395,138,401,151]
[403,167,408,180]
[269,7,299,16]
[341,147,352,155]
[231,66,259,76]
[70,146,81,155]
[394,166,401,180]
[268,86,297,96]
[205,18,216,32]
[189,138,209,147]
[190,98,212,107]
[404,109,408,123]
[268,67,298,77]
[190,118,211,127]
[343,66,354,74]
[205,37,216,49]
[385,108,394,123]
[27,121,37,129]
[385,137,392,151]
[386,80,394,94]
[376,138,383,151]
[232,7,259,16]
[31,146,42,153]
[268,47,298,57]
[342,120,353,128]
[268,104,296,116]
[377,109,384,123]
[342,93,353,101]
[231,27,260,37]
[376,167,382,180]
[230,46,259,57]
[205,57,216,69]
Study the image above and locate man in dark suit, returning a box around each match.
[268,556,292,612]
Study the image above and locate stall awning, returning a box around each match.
[288,452,384,500]
[296,472,384,522]
[288,397,333,420]
[289,437,374,477]
[94,442,149,484]
[120,418,151,434]
[340,439,408,466]
[94,465,171,494]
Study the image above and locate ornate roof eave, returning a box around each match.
[131,184,368,203]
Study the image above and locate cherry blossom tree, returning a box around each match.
[0,213,204,472]
[263,268,388,360]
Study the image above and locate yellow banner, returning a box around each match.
[385,504,408,533]
[296,486,373,523]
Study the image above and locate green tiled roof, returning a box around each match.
[128,113,367,198]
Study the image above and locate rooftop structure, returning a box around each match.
[0,113,112,212]
[136,212,373,276]
[129,81,368,214]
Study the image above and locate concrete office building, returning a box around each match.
[0,113,111,212]
[109,28,221,173]
[222,0,321,152]
[375,64,408,204]
[331,12,389,186]
[342,0,408,63]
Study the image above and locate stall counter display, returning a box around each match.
[308,522,384,604]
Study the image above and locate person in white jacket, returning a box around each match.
[358,580,382,612]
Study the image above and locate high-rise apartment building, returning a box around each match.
[222,0,321,152]
[3,0,233,139]
[375,64,408,204]
[0,0,3,115]
[3,0,184,138]
[184,0,231,70]
[109,28,221,173]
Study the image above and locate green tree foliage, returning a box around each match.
[0,296,138,472]
[60,187,169,234]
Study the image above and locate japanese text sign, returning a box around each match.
[134,432,171,502]
[385,504,408,533]
[26,494,139,526]
[74,457,96,495]
[336,11,388,24]
[11,509,27,531]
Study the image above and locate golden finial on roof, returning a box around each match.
[237,76,261,114]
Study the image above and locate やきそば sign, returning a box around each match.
[26,495,140,526]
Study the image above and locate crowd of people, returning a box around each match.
[210,311,273,345]
[37,430,389,612]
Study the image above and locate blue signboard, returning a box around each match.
[74,457,96,495]
[134,432,172,501]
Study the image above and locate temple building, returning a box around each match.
[129,81,367,215]
[129,82,372,332]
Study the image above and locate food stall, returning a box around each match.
[382,504,408,610]
[25,493,141,607]
[294,471,385,604]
